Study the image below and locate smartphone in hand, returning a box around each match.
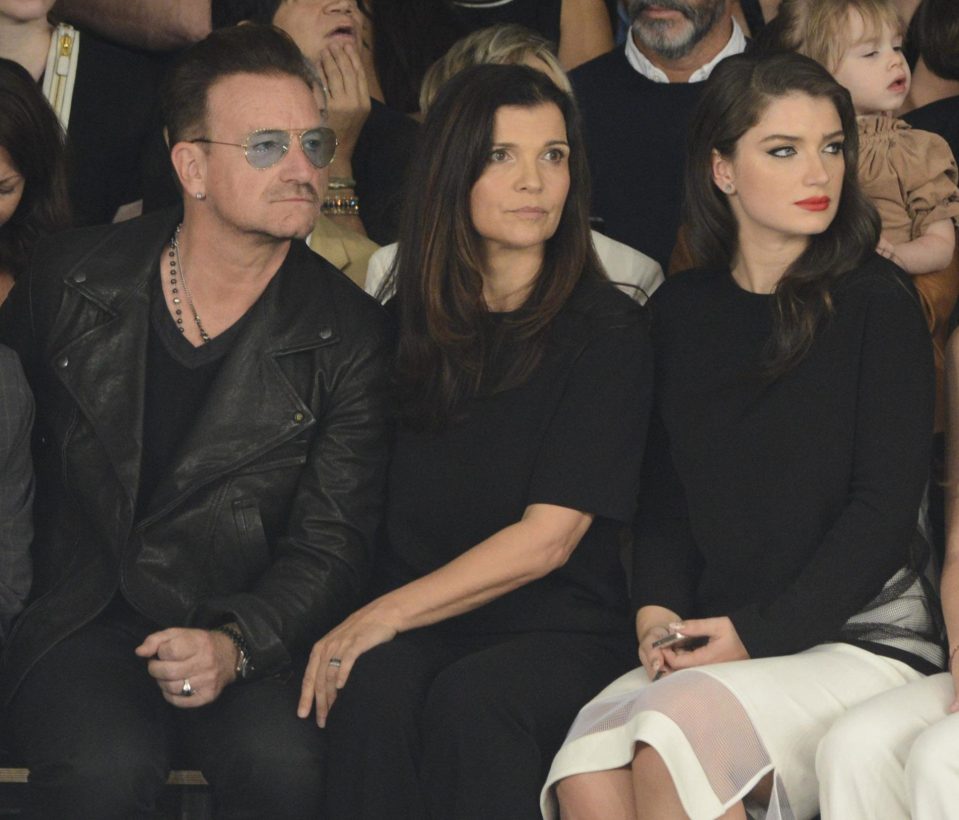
[651,632,709,652]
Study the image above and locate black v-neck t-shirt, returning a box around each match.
[136,278,248,516]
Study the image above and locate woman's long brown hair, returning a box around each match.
[390,63,605,430]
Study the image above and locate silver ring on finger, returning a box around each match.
[180,678,193,697]
[328,658,342,669]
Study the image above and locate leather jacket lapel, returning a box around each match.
[141,240,342,520]
[49,213,177,518]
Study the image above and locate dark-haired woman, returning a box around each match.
[0,57,70,304]
[0,58,46,656]
[545,51,943,820]
[0,0,160,226]
[298,63,652,819]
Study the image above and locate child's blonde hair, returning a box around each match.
[773,0,902,72]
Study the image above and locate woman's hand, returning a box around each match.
[638,622,676,681]
[318,41,371,169]
[662,616,750,670]
[297,602,399,728]
[636,605,683,681]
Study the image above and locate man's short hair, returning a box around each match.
[160,23,316,146]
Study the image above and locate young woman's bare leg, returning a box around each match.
[556,767,636,820]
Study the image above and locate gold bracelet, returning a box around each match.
[327,177,357,191]
[949,644,959,669]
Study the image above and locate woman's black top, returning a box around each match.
[379,280,652,636]
[635,258,935,661]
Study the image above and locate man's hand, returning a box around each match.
[135,628,238,708]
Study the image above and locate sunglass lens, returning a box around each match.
[246,131,288,168]
[301,128,336,169]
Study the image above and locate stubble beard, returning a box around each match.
[628,0,725,61]
[264,182,321,240]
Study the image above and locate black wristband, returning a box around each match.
[213,623,254,679]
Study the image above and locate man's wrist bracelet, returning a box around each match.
[213,624,254,679]
[949,643,959,669]
[322,195,360,216]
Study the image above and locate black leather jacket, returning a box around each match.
[0,209,390,705]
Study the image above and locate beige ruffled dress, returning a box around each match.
[857,115,959,244]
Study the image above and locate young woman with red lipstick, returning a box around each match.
[545,51,942,820]
[298,63,653,819]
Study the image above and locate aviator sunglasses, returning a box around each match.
[190,127,337,169]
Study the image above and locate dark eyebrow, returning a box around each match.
[0,173,21,186]
[758,130,845,143]
[490,139,571,148]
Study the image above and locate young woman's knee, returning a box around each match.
[904,715,959,797]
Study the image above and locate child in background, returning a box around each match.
[774,0,959,428]
[778,0,958,273]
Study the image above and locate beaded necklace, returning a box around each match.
[168,223,211,344]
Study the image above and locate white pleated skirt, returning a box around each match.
[541,643,921,820]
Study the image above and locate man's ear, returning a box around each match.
[170,141,208,200]
[710,147,736,195]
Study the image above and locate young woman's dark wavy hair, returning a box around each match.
[0,58,71,278]
[683,51,880,377]
[392,63,605,430]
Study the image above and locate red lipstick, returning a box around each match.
[795,197,831,211]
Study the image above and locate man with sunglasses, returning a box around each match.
[0,25,388,819]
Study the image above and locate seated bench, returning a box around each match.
[0,767,213,819]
